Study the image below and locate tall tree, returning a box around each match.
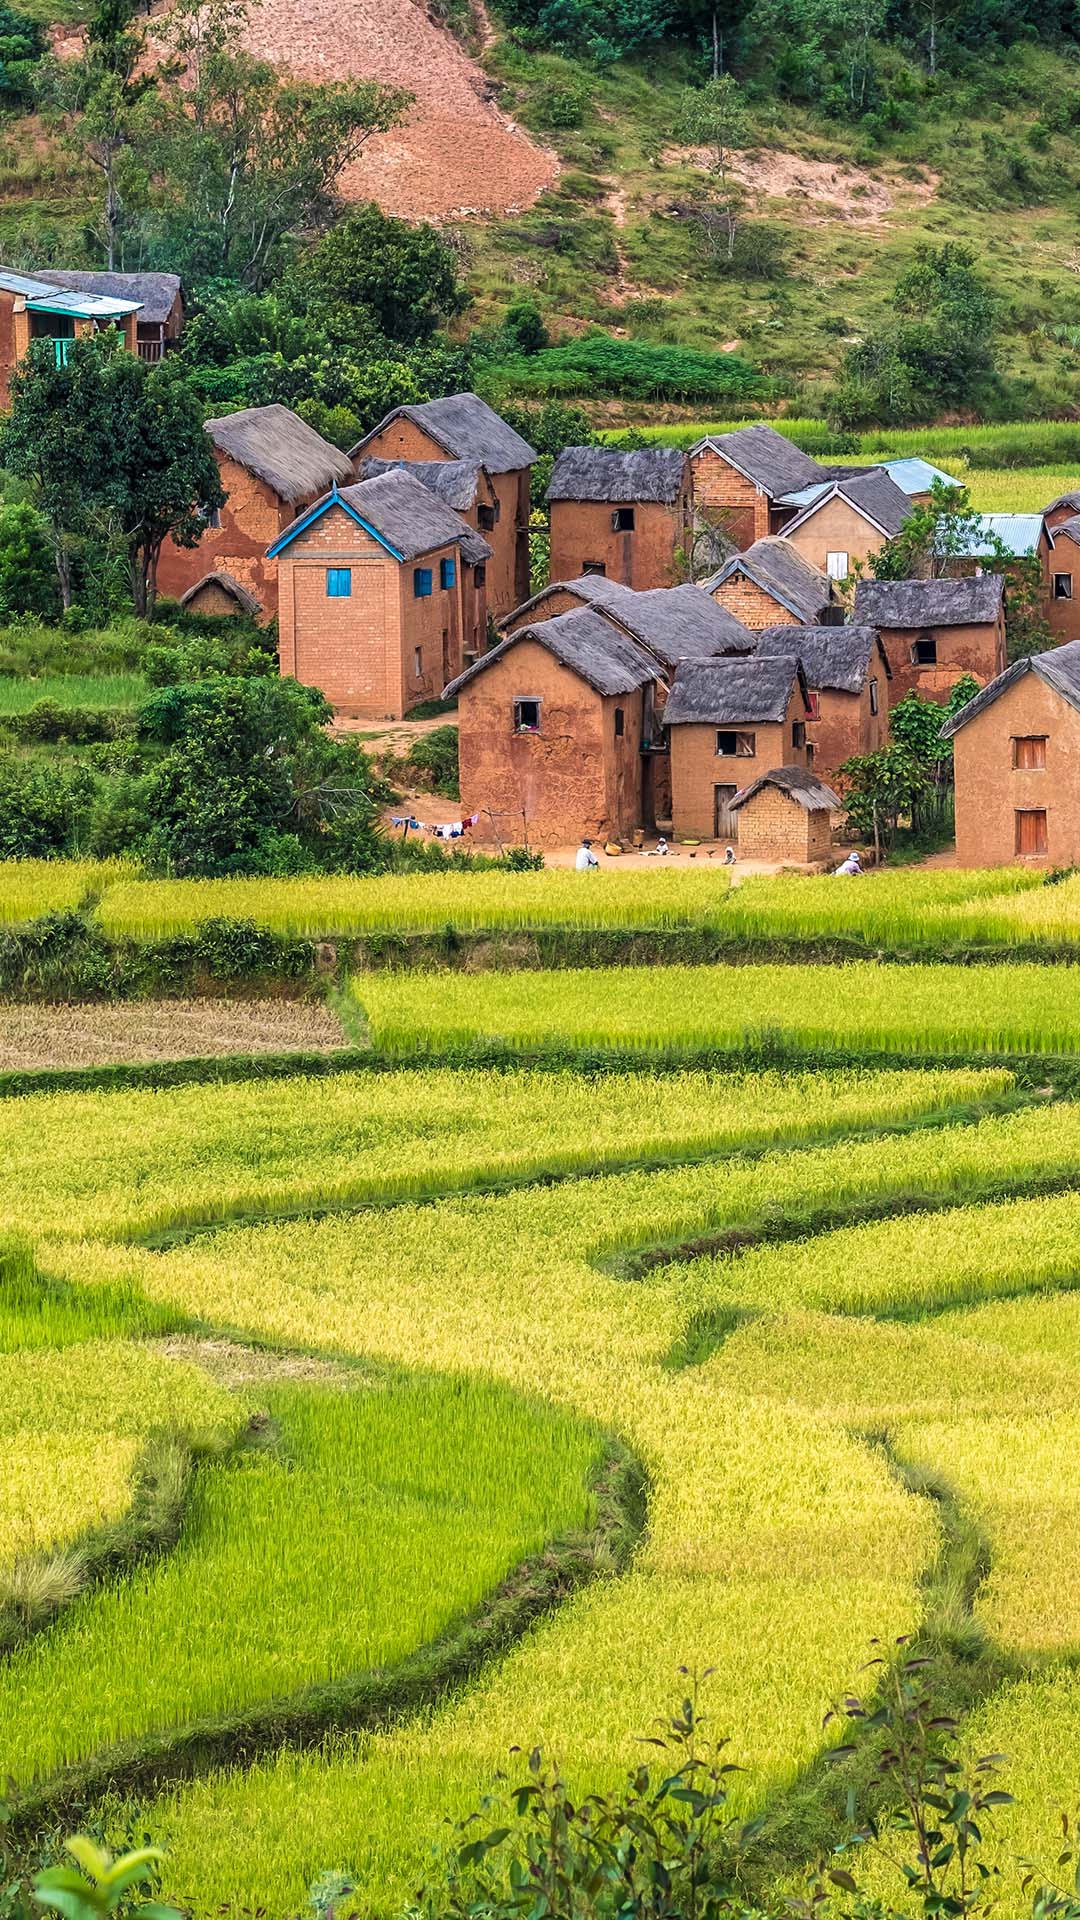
[2,336,114,607]
[100,354,225,617]
[33,0,152,266]
[150,0,410,288]
[872,481,1002,581]
[674,74,749,261]
[289,203,469,348]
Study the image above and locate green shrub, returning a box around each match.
[488,333,767,402]
[0,757,91,858]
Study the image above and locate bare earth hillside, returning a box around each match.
[243,0,556,216]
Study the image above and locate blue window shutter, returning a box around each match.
[326,567,352,598]
[440,556,456,590]
[414,567,433,598]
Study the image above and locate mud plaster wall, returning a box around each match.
[880,617,1006,703]
[548,499,684,591]
[457,636,645,847]
[671,705,806,839]
[810,673,888,782]
[783,498,890,577]
[952,671,1080,867]
[157,455,293,620]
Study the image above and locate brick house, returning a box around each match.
[703,536,841,630]
[501,574,756,666]
[179,571,261,620]
[941,641,1080,867]
[156,404,353,621]
[445,606,660,848]
[780,470,912,581]
[349,393,535,619]
[357,458,500,636]
[753,624,891,780]
[664,654,812,841]
[853,575,1006,703]
[0,268,142,407]
[729,765,841,864]
[546,447,690,590]
[269,468,491,719]
[32,270,182,364]
[1044,515,1080,646]
[687,424,826,550]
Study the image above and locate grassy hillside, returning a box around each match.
[464,38,1080,416]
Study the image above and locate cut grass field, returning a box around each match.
[0,674,146,715]
[0,998,348,1071]
[354,959,1080,1060]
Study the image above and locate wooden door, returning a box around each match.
[1015,808,1048,856]
[714,784,739,840]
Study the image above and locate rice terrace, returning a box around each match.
[3,859,1080,1915]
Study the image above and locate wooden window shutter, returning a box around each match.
[1013,736,1047,770]
[1015,809,1048,856]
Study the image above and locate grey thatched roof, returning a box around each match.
[179,571,260,617]
[786,468,911,540]
[690,424,823,498]
[357,457,488,512]
[207,405,353,505]
[349,393,535,473]
[1050,513,1080,554]
[704,535,835,624]
[271,468,492,565]
[854,575,1004,630]
[730,764,842,813]
[35,269,181,325]
[1044,491,1080,515]
[940,640,1080,739]
[665,654,808,726]
[754,623,890,693]
[547,446,687,504]
[505,575,753,667]
[445,606,657,700]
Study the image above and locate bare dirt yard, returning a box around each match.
[0,999,349,1070]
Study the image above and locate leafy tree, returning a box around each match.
[137,675,386,875]
[872,480,1002,580]
[289,204,469,348]
[33,0,152,267]
[0,501,59,618]
[99,354,225,618]
[0,0,44,105]
[830,244,1001,427]
[503,297,549,355]
[668,0,752,74]
[2,337,115,609]
[149,0,410,289]
[839,673,979,850]
[674,74,749,261]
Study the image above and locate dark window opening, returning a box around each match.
[614,707,625,738]
[914,635,937,666]
[514,697,540,733]
[478,505,496,531]
[716,730,756,757]
[474,564,486,587]
[792,721,806,750]
[869,677,879,716]
[613,507,635,532]
[582,561,606,577]
[1013,735,1047,770]
[1016,808,1048,856]
[1055,573,1073,600]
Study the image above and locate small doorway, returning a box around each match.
[714,783,739,840]
[441,629,452,684]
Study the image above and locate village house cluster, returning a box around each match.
[2,261,1076,868]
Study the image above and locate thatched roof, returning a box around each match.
[1051,513,1080,554]
[445,606,657,700]
[504,575,753,667]
[270,468,493,565]
[704,535,835,624]
[690,424,824,498]
[1044,491,1080,515]
[207,405,352,505]
[349,393,536,472]
[854,575,1004,630]
[754,623,890,693]
[665,654,808,726]
[730,764,842,813]
[179,571,260,617]
[356,457,488,512]
[36,269,181,326]
[941,640,1080,739]
[547,446,686,504]
[786,469,911,539]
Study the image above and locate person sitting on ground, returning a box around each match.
[575,836,599,871]
[723,845,735,866]
[834,850,863,876]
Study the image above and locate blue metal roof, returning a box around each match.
[943,512,1045,558]
[775,480,830,509]
[881,457,959,495]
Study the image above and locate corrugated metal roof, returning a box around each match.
[944,512,1044,558]
[0,268,141,317]
[881,456,960,495]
